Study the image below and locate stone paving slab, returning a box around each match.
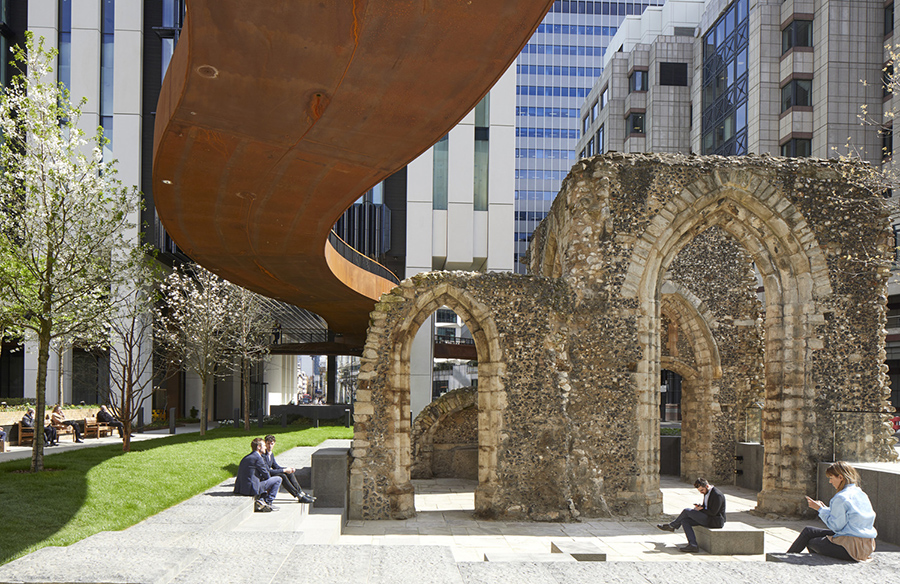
[0,543,198,584]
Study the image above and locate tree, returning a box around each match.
[231,286,275,431]
[155,264,236,436]
[107,251,162,451]
[0,35,139,471]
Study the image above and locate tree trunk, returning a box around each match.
[31,319,52,472]
[55,344,63,406]
[200,374,213,436]
[122,378,132,452]
[242,357,250,431]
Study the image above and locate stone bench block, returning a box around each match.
[695,522,764,555]
[550,540,607,561]
[312,447,350,511]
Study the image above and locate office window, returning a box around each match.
[629,70,648,92]
[591,100,599,121]
[58,0,72,90]
[600,87,609,109]
[582,115,590,135]
[586,138,594,157]
[160,0,186,82]
[659,62,688,86]
[884,125,893,160]
[473,95,489,211]
[596,125,604,154]
[780,138,811,157]
[887,3,895,36]
[701,0,749,155]
[626,112,645,135]
[781,79,812,112]
[885,63,894,99]
[99,0,114,151]
[433,135,449,210]
[781,20,812,54]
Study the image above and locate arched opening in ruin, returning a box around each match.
[659,284,727,483]
[624,174,829,514]
[377,284,505,518]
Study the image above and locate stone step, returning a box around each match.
[550,540,607,561]
[483,551,577,562]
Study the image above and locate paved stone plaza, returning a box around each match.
[2,439,900,583]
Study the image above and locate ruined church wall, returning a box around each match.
[530,153,895,512]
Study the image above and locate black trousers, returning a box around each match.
[105,421,125,437]
[787,526,855,561]
[273,471,303,498]
[61,421,83,440]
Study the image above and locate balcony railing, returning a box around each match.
[328,231,399,285]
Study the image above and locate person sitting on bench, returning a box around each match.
[262,434,315,504]
[657,477,726,553]
[97,405,125,438]
[22,408,57,446]
[51,405,84,443]
[234,437,282,512]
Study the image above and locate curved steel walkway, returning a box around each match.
[152,1,552,344]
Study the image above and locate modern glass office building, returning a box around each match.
[513,0,666,273]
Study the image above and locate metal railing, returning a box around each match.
[434,335,475,346]
[328,231,400,285]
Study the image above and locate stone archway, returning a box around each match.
[660,284,724,482]
[620,163,886,515]
[350,274,509,520]
[410,386,478,480]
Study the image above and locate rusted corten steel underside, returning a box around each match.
[152,0,552,347]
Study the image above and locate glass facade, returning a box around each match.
[701,0,749,156]
[514,0,665,273]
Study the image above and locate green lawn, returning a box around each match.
[0,424,353,565]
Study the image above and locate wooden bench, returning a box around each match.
[84,416,112,439]
[695,522,765,555]
[17,421,34,446]
[50,420,76,442]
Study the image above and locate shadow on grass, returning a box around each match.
[0,424,352,565]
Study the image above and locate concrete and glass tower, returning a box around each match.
[513,0,666,273]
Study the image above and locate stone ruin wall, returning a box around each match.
[350,153,896,522]
[529,153,896,514]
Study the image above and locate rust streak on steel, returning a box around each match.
[152,0,553,348]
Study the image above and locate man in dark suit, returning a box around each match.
[234,437,283,512]
[262,434,315,504]
[97,405,125,438]
[657,477,726,553]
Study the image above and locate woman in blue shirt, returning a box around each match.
[787,461,877,561]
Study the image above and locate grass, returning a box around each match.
[0,423,353,565]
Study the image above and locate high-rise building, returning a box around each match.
[513,0,667,273]
[573,0,900,417]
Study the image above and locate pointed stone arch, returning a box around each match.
[350,274,507,520]
[624,168,839,514]
[660,283,726,481]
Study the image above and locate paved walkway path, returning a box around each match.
[0,423,205,463]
